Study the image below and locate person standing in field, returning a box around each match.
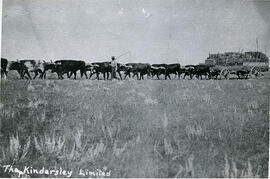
[110,56,117,80]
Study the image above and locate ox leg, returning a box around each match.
[124,72,130,80]
[80,70,87,79]
[80,70,84,79]
[1,70,7,79]
[96,72,100,80]
[151,73,155,79]
[153,73,157,80]
[57,73,61,79]
[1,70,3,78]
[58,73,61,79]
[80,71,87,79]
[66,72,70,79]
[58,72,64,80]
[89,71,95,79]
[38,70,43,79]
[3,71,7,79]
[123,72,128,79]
[25,71,32,80]
[33,71,38,79]
[40,70,47,79]
[22,70,31,79]
[18,70,24,79]
[174,73,177,79]
[20,70,26,79]
[118,71,122,80]
[84,71,88,79]
[106,72,109,80]
[165,73,170,80]
[132,72,138,80]
[183,74,186,79]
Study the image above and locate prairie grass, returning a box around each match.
[0,79,269,177]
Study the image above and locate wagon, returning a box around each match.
[210,65,265,80]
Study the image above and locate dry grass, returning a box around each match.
[0,79,269,177]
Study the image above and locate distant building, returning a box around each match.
[205,51,269,70]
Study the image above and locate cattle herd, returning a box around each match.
[0,58,255,80]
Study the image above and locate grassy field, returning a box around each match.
[0,79,269,178]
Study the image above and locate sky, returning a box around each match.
[1,0,270,65]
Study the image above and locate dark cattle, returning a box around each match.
[6,60,30,79]
[116,63,132,80]
[41,62,59,79]
[180,65,195,79]
[150,64,166,79]
[20,60,45,79]
[53,60,87,79]
[1,58,8,78]
[123,63,137,79]
[193,64,210,79]
[165,63,181,80]
[209,66,221,79]
[124,63,151,80]
[89,62,111,80]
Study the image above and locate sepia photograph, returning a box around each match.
[0,0,269,178]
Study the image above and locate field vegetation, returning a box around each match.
[0,79,269,177]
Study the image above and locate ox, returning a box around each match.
[53,60,87,79]
[124,63,151,80]
[193,64,210,79]
[180,65,196,79]
[151,64,166,79]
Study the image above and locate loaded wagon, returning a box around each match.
[206,51,269,80]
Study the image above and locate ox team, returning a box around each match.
[1,57,218,80]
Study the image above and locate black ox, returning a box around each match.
[53,60,87,79]
[124,63,151,80]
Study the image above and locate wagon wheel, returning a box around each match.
[220,68,230,80]
[249,66,261,78]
